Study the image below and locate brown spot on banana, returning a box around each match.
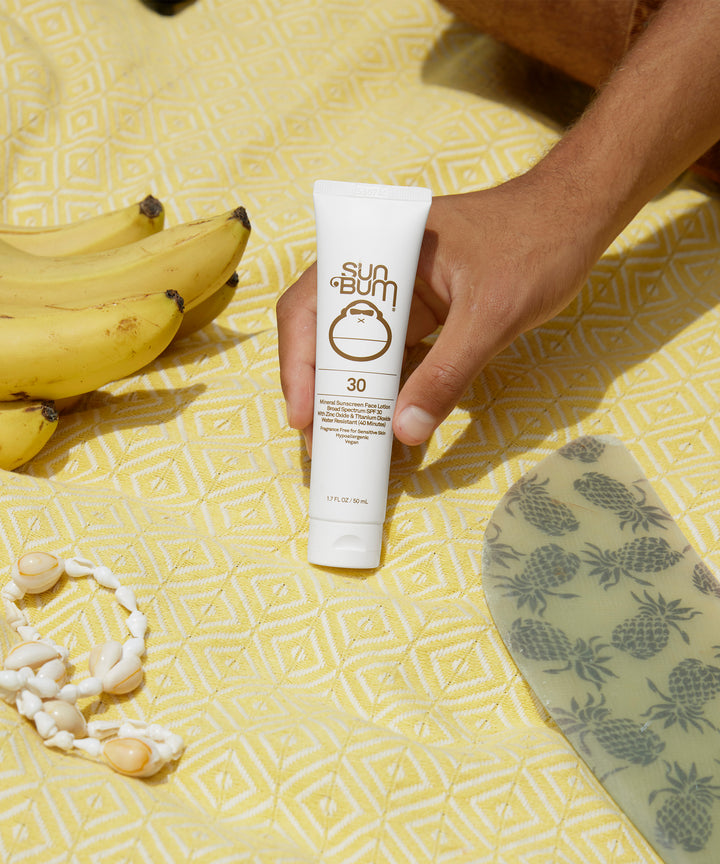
[40,401,58,423]
[165,289,185,313]
[115,318,140,335]
[231,207,251,231]
[139,195,163,220]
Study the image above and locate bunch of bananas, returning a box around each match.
[0,195,251,471]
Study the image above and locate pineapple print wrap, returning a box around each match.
[483,435,720,863]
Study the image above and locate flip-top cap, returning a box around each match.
[308,518,382,569]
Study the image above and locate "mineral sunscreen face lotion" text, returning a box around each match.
[307,179,432,569]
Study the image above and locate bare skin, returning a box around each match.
[277,0,720,453]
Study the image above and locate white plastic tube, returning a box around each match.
[307,179,432,568]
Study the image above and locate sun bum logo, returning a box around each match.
[329,262,398,311]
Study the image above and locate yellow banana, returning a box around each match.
[0,399,59,471]
[0,206,251,312]
[174,271,239,340]
[0,290,185,401]
[53,393,86,413]
[0,196,165,256]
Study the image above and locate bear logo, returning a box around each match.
[329,300,392,362]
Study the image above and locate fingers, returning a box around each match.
[276,263,318,449]
[393,298,500,446]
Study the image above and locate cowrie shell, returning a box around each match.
[3,640,61,671]
[37,658,67,686]
[11,551,64,594]
[102,736,161,778]
[101,655,143,695]
[88,640,123,680]
[43,699,87,737]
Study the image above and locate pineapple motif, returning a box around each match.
[611,591,699,660]
[650,762,720,852]
[504,475,579,536]
[573,472,672,533]
[558,436,606,463]
[492,543,580,616]
[669,657,720,705]
[510,618,616,688]
[483,522,523,569]
[582,536,683,589]
[692,561,720,599]
[554,693,665,765]
[644,658,720,732]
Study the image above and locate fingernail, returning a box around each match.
[396,405,436,444]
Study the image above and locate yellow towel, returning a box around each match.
[1,1,719,861]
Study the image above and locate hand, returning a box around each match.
[277,169,598,452]
[278,0,720,454]
[276,258,319,455]
[392,174,598,445]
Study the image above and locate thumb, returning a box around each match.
[393,305,497,446]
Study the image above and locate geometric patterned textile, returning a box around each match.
[1,1,719,861]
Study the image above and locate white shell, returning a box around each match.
[34,710,57,739]
[1,582,24,601]
[37,658,67,686]
[122,638,145,659]
[156,733,185,760]
[3,600,26,629]
[77,677,102,698]
[58,683,79,703]
[114,586,137,612]
[43,699,87,737]
[0,670,21,692]
[63,557,94,578]
[87,719,123,739]
[25,675,59,699]
[17,689,42,719]
[16,626,41,642]
[126,611,147,639]
[73,737,102,758]
[101,656,143,695]
[102,736,161,778]
[92,565,119,589]
[11,551,64,594]
[4,640,60,671]
[88,640,123,680]
[44,730,75,751]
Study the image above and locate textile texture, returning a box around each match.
[1,1,719,862]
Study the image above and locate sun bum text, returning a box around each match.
[330,262,398,310]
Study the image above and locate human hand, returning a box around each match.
[277,170,601,453]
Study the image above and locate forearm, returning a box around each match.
[529,0,720,259]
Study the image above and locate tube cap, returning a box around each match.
[307,518,382,569]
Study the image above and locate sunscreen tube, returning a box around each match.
[308,179,432,569]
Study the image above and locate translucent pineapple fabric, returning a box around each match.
[1,1,719,862]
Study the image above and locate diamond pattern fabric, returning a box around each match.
[1,1,719,861]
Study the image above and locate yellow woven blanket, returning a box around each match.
[2,1,719,861]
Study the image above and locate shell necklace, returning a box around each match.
[0,550,184,778]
